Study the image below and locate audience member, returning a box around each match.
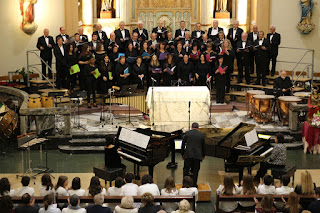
[138,193,162,213]
[15,193,39,213]
[161,176,178,212]
[62,194,86,213]
[308,187,320,213]
[0,195,14,213]
[0,178,15,197]
[178,176,198,202]
[282,192,303,213]
[254,194,276,213]
[216,174,240,212]
[121,173,138,196]
[257,175,276,195]
[276,175,294,195]
[55,176,69,196]
[68,177,86,196]
[239,174,257,208]
[88,176,107,196]
[39,194,61,213]
[171,199,195,213]
[86,193,112,213]
[17,176,35,197]
[114,196,138,213]
[137,175,160,197]
[40,174,55,196]
[295,171,316,195]
[107,177,124,211]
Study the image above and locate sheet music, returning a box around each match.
[245,129,258,147]
[119,128,150,149]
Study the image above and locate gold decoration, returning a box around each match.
[137,0,192,9]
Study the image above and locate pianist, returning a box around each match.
[255,133,287,180]
[105,136,126,172]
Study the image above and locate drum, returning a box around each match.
[246,90,265,116]
[41,93,54,108]
[277,96,302,125]
[28,94,41,108]
[252,95,274,123]
[0,108,18,138]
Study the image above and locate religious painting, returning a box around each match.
[19,0,38,35]
[297,0,316,34]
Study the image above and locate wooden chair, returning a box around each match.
[0,76,10,86]
[11,74,26,89]
[29,73,40,79]
[312,73,320,87]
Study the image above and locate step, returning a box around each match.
[69,138,106,146]
[271,141,303,150]
[58,145,105,154]
[71,131,117,138]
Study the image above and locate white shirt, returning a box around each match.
[39,204,61,213]
[275,186,294,195]
[253,32,258,41]
[40,185,55,196]
[178,187,198,202]
[2,189,16,197]
[45,37,49,46]
[259,38,264,46]
[151,40,158,47]
[233,28,237,39]
[98,31,103,40]
[114,206,138,213]
[196,31,201,38]
[181,28,186,37]
[138,29,143,35]
[59,45,64,56]
[121,29,126,39]
[137,183,160,196]
[61,207,86,213]
[257,184,276,195]
[270,33,274,41]
[87,188,107,196]
[108,186,122,196]
[242,41,246,49]
[68,189,86,196]
[161,188,179,213]
[17,186,35,197]
[61,34,67,41]
[55,186,69,196]
[120,183,138,196]
[216,184,240,212]
[80,35,84,41]
[211,28,218,36]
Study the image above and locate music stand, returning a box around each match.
[70,91,87,131]
[120,84,138,126]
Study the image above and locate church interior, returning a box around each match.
[0,0,320,212]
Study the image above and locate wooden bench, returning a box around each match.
[215,194,315,213]
[271,164,297,185]
[93,166,124,187]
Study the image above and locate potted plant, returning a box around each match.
[15,67,33,85]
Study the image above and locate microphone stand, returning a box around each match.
[152,86,155,126]
[188,101,191,130]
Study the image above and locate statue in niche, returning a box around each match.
[297,0,317,34]
[216,0,228,12]
[19,0,38,35]
[101,0,113,11]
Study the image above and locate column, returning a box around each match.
[65,0,79,34]
[120,0,130,23]
[255,0,270,34]
[82,0,94,40]
[200,0,213,26]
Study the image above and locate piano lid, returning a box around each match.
[198,123,256,148]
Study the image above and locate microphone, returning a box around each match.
[151,77,157,82]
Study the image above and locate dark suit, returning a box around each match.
[152,27,167,42]
[191,30,205,41]
[94,30,108,43]
[207,27,224,41]
[273,76,293,97]
[54,44,67,89]
[138,205,162,213]
[254,38,270,85]
[308,199,320,213]
[114,28,131,52]
[129,39,141,50]
[56,34,69,43]
[248,32,259,74]
[182,128,206,186]
[79,34,88,43]
[133,28,149,41]
[15,205,38,213]
[236,40,252,84]
[175,28,189,38]
[36,35,55,79]
[86,205,112,213]
[227,28,243,48]
[267,32,281,75]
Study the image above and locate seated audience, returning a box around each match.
[121,173,138,196]
[138,193,162,213]
[171,199,195,213]
[62,194,86,213]
[0,177,15,197]
[86,193,112,213]
[295,171,316,194]
[88,176,107,196]
[254,194,276,213]
[107,177,124,211]
[68,177,86,196]
[40,174,55,196]
[178,176,198,202]
[216,174,240,212]
[276,175,294,195]
[0,195,14,213]
[17,176,35,197]
[15,193,39,213]
[137,175,160,197]
[114,196,138,213]
[282,192,303,213]
[308,187,320,213]
[257,175,276,195]
[238,174,257,208]
[55,176,69,196]
[39,194,61,213]
[161,176,178,213]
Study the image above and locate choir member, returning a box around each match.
[213,31,225,53]
[156,42,169,67]
[152,20,167,42]
[162,54,176,86]
[36,28,55,79]
[175,21,189,40]
[200,34,209,52]
[115,21,131,52]
[191,23,205,41]
[78,44,92,91]
[227,20,243,49]
[147,33,159,54]
[109,45,120,68]
[56,26,69,44]
[133,21,148,41]
[115,55,131,87]
[195,53,211,86]
[166,31,175,53]
[54,36,67,89]
[248,25,259,74]
[189,43,200,66]
[173,42,186,66]
[78,26,88,43]
[100,55,113,93]
[89,33,99,53]
[129,32,141,51]
[214,56,228,103]
[220,39,235,93]
[140,41,152,66]
[94,23,108,45]
[203,43,217,68]
[125,42,138,69]
[66,43,78,91]
[182,31,192,54]
[94,43,106,70]
[178,55,194,85]
[253,31,270,86]
[149,54,162,86]
[107,32,119,54]
[132,56,146,89]
[236,33,252,84]
[85,56,98,108]
[267,25,281,76]
[208,20,224,41]
[273,70,293,97]
[72,33,81,57]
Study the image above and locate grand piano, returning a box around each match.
[198,122,273,182]
[115,127,182,178]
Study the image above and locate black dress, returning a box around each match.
[177,61,194,85]
[115,63,131,87]
[84,64,97,104]
[109,51,120,68]
[195,62,211,86]
[222,49,235,93]
[148,64,162,86]
[139,49,152,86]
[99,62,113,93]
[162,63,176,86]
[214,64,228,103]
[95,52,106,69]
[105,146,125,169]
[66,53,78,90]
[125,49,138,69]
[79,54,92,90]
[132,63,146,89]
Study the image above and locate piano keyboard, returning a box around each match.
[118,150,142,162]
[260,147,274,156]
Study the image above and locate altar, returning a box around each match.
[146,86,210,130]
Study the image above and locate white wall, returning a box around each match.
[270,0,319,76]
[0,0,65,75]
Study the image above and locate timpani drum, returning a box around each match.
[277,96,302,125]
[41,93,54,108]
[0,104,18,138]
[252,95,274,123]
[28,94,41,108]
[246,90,265,117]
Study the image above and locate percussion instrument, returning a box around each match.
[0,104,18,138]
[277,96,302,125]
[28,94,41,108]
[252,95,274,123]
[41,93,54,108]
[105,93,148,114]
[293,92,311,98]
[246,90,265,117]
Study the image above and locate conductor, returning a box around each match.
[181,122,206,187]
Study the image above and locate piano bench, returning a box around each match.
[93,166,124,187]
[271,164,297,186]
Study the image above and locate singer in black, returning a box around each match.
[115,56,131,87]
[132,56,146,89]
[236,33,252,84]
[66,43,78,92]
[54,36,67,89]
[267,25,281,76]
[148,54,162,86]
[182,122,206,187]
[84,56,98,108]
[99,55,113,93]
[177,55,194,86]
[253,31,270,86]
[273,70,293,97]
[214,56,228,103]
[162,54,175,86]
[220,40,235,93]
[194,54,211,86]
